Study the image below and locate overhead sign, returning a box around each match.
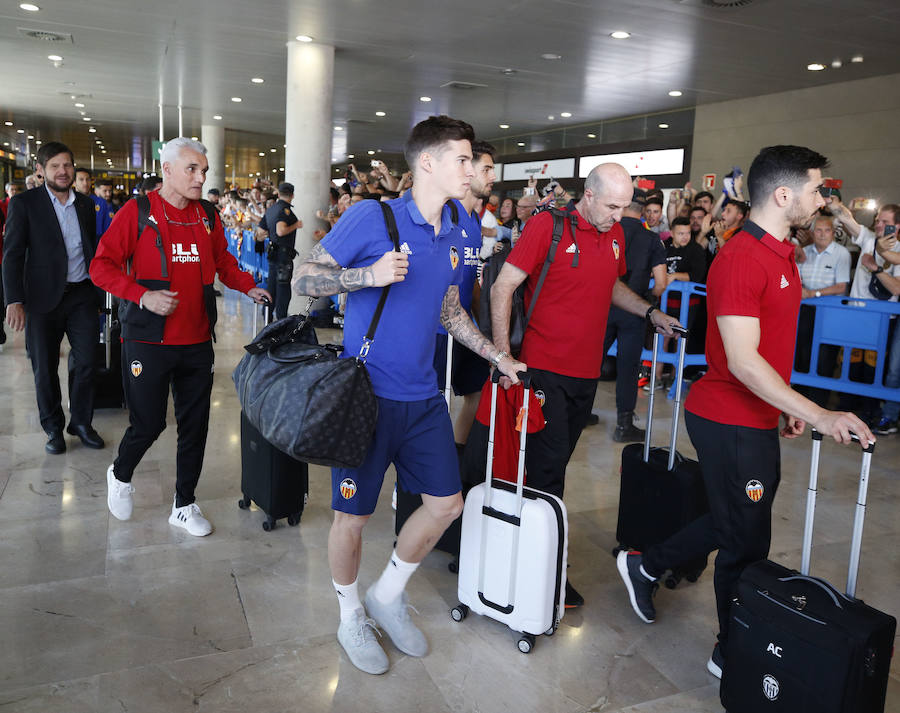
[703,173,716,190]
[579,148,685,178]
[152,140,166,160]
[502,158,575,182]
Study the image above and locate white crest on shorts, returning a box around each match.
[340,478,357,500]
[130,360,143,378]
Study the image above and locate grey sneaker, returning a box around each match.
[364,589,428,657]
[337,609,389,675]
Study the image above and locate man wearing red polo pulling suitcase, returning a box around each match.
[615,145,875,680]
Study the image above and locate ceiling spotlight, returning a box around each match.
[668,90,683,97]
[27,134,34,138]
[270,148,276,152]
[190,136,198,141]
[548,115,555,120]
[96,140,101,144]
[231,97,242,102]
[272,169,277,173]
[658,123,670,129]
[296,35,313,42]
[499,124,510,129]
[831,59,842,68]
[83,117,91,121]
[334,126,343,131]
[501,68,517,76]
[101,150,107,154]
[88,127,96,133]
[610,31,631,39]
[540,53,562,60]
[517,142,525,147]
[213,114,223,120]
[419,96,431,102]
[19,3,41,11]
[74,102,85,108]
[375,111,386,117]
[47,54,62,62]
[851,55,864,63]
[587,133,596,138]
[16,129,24,134]
[251,77,264,84]
[35,140,41,144]
[2,142,8,147]
[560,112,572,118]
[258,152,265,156]
[348,154,355,159]
[367,150,376,155]
[4,121,12,126]
[279,167,284,171]
[255,172,260,176]
[807,63,826,71]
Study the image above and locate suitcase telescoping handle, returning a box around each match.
[104,291,114,370]
[444,335,454,408]
[800,430,875,598]
[643,325,689,469]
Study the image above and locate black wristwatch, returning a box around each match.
[645,305,657,322]
[873,266,884,275]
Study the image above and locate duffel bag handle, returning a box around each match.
[269,342,343,364]
[777,574,851,608]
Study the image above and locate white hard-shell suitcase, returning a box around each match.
[451,370,568,653]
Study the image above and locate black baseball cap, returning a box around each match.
[207,188,221,196]
[277,182,295,195]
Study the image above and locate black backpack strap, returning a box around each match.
[359,202,402,359]
[199,198,217,233]
[524,209,568,325]
[136,194,168,279]
[445,199,459,225]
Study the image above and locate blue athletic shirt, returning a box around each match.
[321,192,464,401]
[437,199,482,335]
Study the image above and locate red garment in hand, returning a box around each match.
[473,380,545,484]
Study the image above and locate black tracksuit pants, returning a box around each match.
[523,368,598,498]
[642,411,781,656]
[602,306,645,415]
[114,340,214,507]
[266,261,292,320]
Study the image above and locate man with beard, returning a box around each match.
[3,142,104,454]
[616,145,874,681]
[433,140,496,447]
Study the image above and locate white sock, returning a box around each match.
[334,579,363,622]
[639,564,657,582]
[371,551,419,605]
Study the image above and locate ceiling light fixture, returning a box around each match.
[4,121,12,126]
[2,142,8,147]
[348,154,355,159]
[831,59,842,68]
[851,55,864,63]
[19,3,41,11]
[258,152,265,156]
[517,142,525,146]
[251,77,264,84]
[74,102,85,108]
[499,124,509,129]
[560,112,572,118]
[807,63,826,71]
[27,134,34,139]
[270,148,276,152]
[16,129,24,134]
[296,35,313,42]
[47,54,62,62]
[213,114,222,120]
[191,136,198,141]
[419,96,431,102]
[375,111,386,117]
[83,117,91,121]
[334,126,343,131]
[587,133,596,138]
[610,31,631,39]
[540,53,562,60]
[35,140,41,144]
[88,127,96,133]
[658,123,670,129]
[231,96,242,102]
[367,150,375,155]
[668,90,683,97]
[548,115,555,120]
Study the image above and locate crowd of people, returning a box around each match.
[0,118,896,687]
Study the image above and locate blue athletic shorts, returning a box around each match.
[331,394,461,515]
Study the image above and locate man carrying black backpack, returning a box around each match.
[489,162,681,607]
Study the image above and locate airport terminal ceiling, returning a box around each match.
[1,0,900,176]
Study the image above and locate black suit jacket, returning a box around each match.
[2,186,98,314]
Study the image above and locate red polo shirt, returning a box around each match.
[685,221,801,429]
[506,208,626,379]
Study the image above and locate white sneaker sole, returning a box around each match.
[707,655,722,679]
[167,513,212,537]
[616,551,654,624]
[106,465,133,521]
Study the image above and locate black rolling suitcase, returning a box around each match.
[722,432,895,713]
[70,292,125,409]
[237,301,309,531]
[615,326,708,588]
[395,334,464,568]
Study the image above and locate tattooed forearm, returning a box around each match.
[440,286,497,361]
[292,243,376,297]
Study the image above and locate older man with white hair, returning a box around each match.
[91,137,271,535]
[490,162,682,607]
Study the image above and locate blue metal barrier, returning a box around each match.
[790,296,900,400]
[226,227,269,285]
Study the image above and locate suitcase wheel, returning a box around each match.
[237,496,251,510]
[287,512,302,527]
[447,558,458,574]
[262,516,276,532]
[517,633,535,654]
[685,570,702,583]
[664,573,681,590]
[450,604,468,622]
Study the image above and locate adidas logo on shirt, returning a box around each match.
[780,274,790,289]
[399,242,412,255]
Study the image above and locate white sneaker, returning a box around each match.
[168,499,213,536]
[337,608,389,675]
[106,464,134,521]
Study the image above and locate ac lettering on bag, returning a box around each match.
[766,643,783,658]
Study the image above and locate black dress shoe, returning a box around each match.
[66,424,105,449]
[585,413,600,427]
[45,431,66,454]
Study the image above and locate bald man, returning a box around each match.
[490,163,681,607]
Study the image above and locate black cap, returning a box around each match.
[207,188,221,196]
[632,188,648,206]
[277,182,294,195]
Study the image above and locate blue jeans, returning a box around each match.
[882,321,900,421]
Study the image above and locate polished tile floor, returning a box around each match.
[1,289,898,713]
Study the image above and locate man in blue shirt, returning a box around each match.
[434,140,496,446]
[294,115,525,675]
[75,168,112,237]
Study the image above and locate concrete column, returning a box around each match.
[202,123,226,194]
[285,39,334,314]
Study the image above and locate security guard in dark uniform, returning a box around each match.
[262,182,302,320]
